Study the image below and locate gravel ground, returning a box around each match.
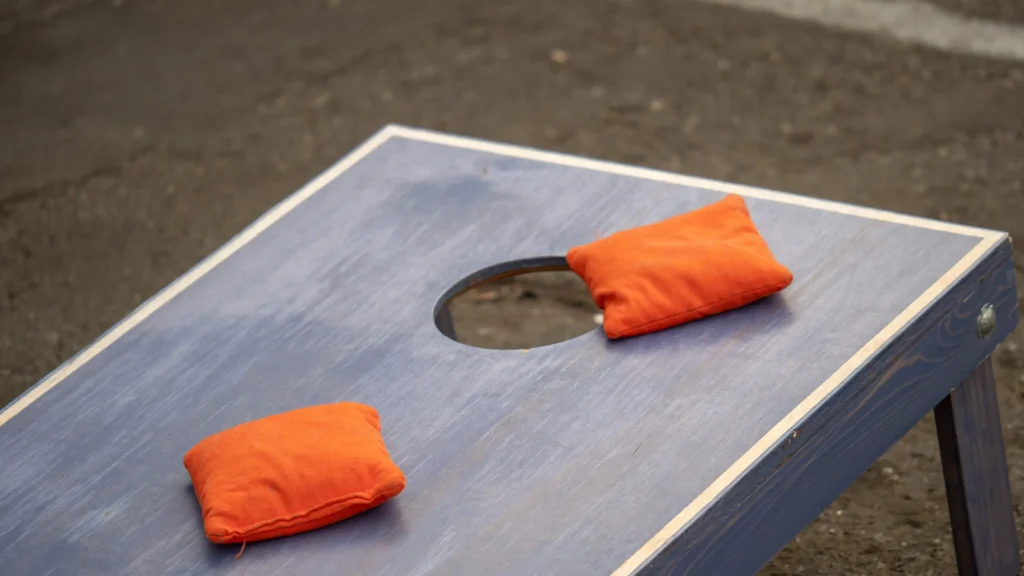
[2,0,1024,574]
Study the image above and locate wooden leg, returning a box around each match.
[934,356,1020,576]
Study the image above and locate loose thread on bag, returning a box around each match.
[234,541,247,560]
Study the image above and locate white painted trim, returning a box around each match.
[0,124,1007,576]
[386,125,999,239]
[610,233,1002,575]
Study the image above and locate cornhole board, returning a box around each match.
[0,125,1019,576]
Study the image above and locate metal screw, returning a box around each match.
[977,304,996,340]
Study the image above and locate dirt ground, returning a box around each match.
[2,0,1024,574]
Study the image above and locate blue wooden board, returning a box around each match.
[0,125,1016,575]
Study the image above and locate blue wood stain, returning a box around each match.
[0,130,1011,575]
[639,240,1018,575]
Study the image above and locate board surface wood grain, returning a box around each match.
[0,125,1017,575]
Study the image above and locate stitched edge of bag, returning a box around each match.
[208,477,406,542]
[608,277,794,339]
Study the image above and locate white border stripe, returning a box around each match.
[610,233,1001,575]
[0,124,1007,576]
[387,125,995,239]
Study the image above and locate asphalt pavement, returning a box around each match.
[2,1,1023,573]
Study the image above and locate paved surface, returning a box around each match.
[930,0,1024,23]
[2,0,1023,574]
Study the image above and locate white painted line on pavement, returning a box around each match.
[696,0,1024,61]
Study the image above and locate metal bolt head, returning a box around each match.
[977,304,997,340]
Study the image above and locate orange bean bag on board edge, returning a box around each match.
[183,402,406,552]
[566,193,793,339]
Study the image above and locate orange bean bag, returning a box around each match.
[183,402,406,544]
[567,194,793,339]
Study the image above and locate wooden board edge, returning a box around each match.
[606,231,1007,573]
[626,236,1018,575]
[0,127,1011,576]
[386,124,1002,240]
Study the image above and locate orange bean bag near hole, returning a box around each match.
[566,193,793,339]
[183,402,406,545]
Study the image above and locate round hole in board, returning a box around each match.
[434,257,603,350]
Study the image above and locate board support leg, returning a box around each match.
[934,356,1020,576]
